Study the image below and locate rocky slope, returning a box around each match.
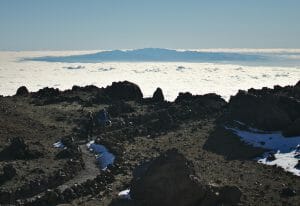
[0,80,299,206]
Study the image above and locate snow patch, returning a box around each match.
[226,125,300,176]
[86,140,115,170]
[258,150,300,176]
[53,141,65,148]
[118,189,131,200]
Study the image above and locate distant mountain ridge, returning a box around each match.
[24,48,268,63]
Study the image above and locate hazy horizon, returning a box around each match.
[2,48,300,52]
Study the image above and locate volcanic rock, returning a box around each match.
[16,86,29,96]
[107,101,134,117]
[281,187,297,197]
[152,87,164,102]
[174,93,226,119]
[227,91,292,131]
[104,81,143,101]
[0,137,43,160]
[2,164,17,179]
[32,87,60,98]
[130,149,242,206]
[130,149,206,206]
[283,118,300,137]
[266,153,276,161]
[0,164,16,184]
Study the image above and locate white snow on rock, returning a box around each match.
[118,189,131,200]
[258,150,300,176]
[86,140,115,170]
[226,125,300,176]
[53,141,65,148]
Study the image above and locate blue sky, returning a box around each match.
[0,0,300,50]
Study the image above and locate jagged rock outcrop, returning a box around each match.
[174,93,226,119]
[228,91,292,131]
[152,87,164,102]
[226,82,300,136]
[32,87,60,98]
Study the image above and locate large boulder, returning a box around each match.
[227,91,292,131]
[225,82,300,137]
[130,149,242,206]
[276,96,300,121]
[283,118,300,137]
[130,149,206,206]
[16,86,29,96]
[174,93,226,119]
[152,87,164,102]
[104,81,143,101]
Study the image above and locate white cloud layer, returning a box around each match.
[0,51,299,101]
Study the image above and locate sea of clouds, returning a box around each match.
[0,49,299,101]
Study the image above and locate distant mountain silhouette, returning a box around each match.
[24,48,268,63]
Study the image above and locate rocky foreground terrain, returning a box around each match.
[0,81,299,206]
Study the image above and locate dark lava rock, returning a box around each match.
[43,189,59,205]
[0,190,12,204]
[3,164,17,179]
[16,86,29,96]
[104,81,143,101]
[62,188,76,202]
[226,82,300,134]
[157,110,174,129]
[55,147,81,159]
[266,153,276,161]
[130,149,242,206]
[0,164,16,184]
[32,87,60,98]
[174,93,226,119]
[281,187,297,197]
[152,87,164,102]
[107,101,134,117]
[283,118,300,137]
[55,137,81,159]
[130,149,206,206]
[276,96,300,122]
[31,87,62,105]
[72,85,99,93]
[201,184,242,205]
[227,90,292,131]
[60,136,75,148]
[0,137,43,160]
[218,185,242,204]
[175,92,194,103]
[146,110,175,133]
